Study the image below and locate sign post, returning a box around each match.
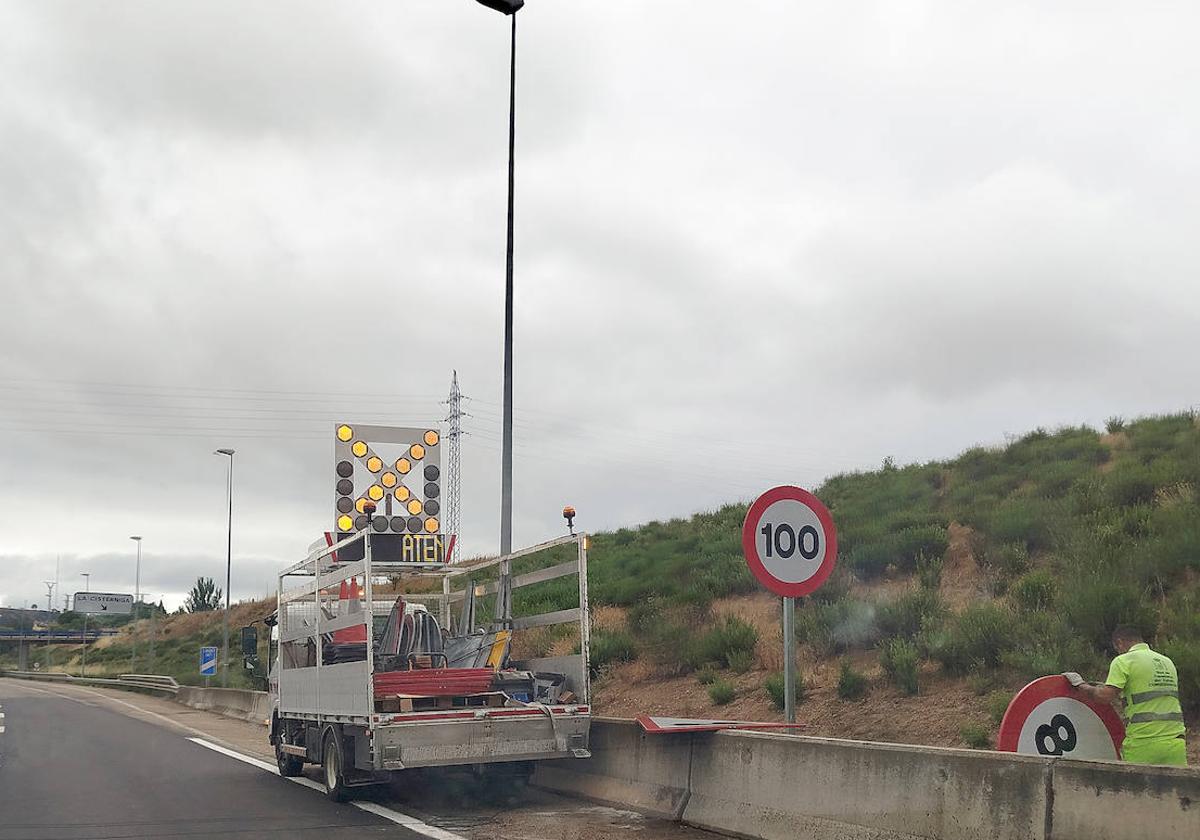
[742,486,838,724]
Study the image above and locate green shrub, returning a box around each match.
[986,690,1013,725]
[1160,637,1200,715]
[809,566,853,604]
[929,603,1014,675]
[1009,569,1057,612]
[967,671,1002,696]
[690,616,759,670]
[708,678,735,705]
[796,598,879,655]
[999,611,1106,680]
[960,723,992,750]
[837,660,868,700]
[917,553,943,591]
[765,672,807,709]
[892,526,949,572]
[589,629,638,675]
[1106,463,1159,508]
[983,542,1031,579]
[727,649,754,674]
[880,638,920,695]
[988,499,1055,552]
[1105,416,1125,434]
[1061,578,1155,650]
[1159,590,1200,640]
[877,589,946,641]
[695,667,717,685]
[848,541,895,578]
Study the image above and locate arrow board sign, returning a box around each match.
[73,592,134,615]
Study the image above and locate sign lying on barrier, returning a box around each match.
[636,715,807,734]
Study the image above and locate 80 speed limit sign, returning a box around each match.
[997,675,1125,760]
[742,486,837,597]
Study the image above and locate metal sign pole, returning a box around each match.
[782,596,796,724]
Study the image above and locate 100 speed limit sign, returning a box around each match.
[742,486,838,597]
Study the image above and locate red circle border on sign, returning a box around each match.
[741,485,838,598]
[996,675,1125,756]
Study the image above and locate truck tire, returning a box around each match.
[274,720,304,778]
[321,729,350,803]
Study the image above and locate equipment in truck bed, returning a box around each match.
[373,668,495,697]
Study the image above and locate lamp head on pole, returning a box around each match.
[130,535,142,543]
[475,0,523,14]
[214,448,235,457]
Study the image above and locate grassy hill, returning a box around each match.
[2,600,273,689]
[576,411,1200,749]
[10,410,1198,751]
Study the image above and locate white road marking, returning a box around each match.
[3,682,98,706]
[352,801,470,840]
[186,737,468,840]
[73,686,210,736]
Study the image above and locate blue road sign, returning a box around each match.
[200,646,218,677]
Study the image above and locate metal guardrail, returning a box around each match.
[0,670,180,695]
[0,630,118,642]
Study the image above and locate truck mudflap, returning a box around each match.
[372,706,591,770]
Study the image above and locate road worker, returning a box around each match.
[1064,625,1187,766]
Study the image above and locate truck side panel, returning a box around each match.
[279,660,370,717]
[373,712,591,770]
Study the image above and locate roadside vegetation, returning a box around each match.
[579,410,1200,744]
[8,411,1198,746]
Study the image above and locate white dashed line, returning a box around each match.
[186,737,467,840]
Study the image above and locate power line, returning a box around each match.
[0,377,443,401]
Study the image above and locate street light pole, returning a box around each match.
[215,449,235,688]
[79,572,90,677]
[473,0,523,627]
[130,535,142,674]
[499,8,517,564]
[43,580,55,672]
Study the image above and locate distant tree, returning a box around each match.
[185,577,223,613]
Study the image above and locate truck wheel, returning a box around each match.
[322,730,350,803]
[274,723,304,777]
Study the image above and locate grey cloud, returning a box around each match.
[3,3,1200,608]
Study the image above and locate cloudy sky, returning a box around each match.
[1,2,1197,611]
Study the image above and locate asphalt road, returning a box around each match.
[0,678,716,840]
[0,679,417,839]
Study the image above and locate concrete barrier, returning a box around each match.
[532,718,695,819]
[539,719,1198,840]
[685,731,1049,840]
[176,686,271,725]
[1049,758,1200,840]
